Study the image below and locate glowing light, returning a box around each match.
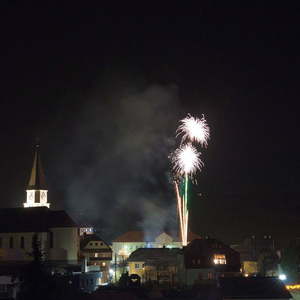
[172,144,203,176]
[213,254,226,264]
[177,114,210,147]
[279,274,287,281]
[286,284,300,290]
[109,269,114,275]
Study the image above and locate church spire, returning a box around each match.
[24,143,50,208]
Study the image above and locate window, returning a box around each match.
[192,259,196,264]
[213,254,226,264]
[95,242,98,246]
[197,259,201,264]
[135,263,140,269]
[9,237,13,248]
[20,236,25,249]
[100,242,103,246]
[94,253,98,258]
[207,272,213,279]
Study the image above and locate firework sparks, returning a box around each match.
[172,143,203,176]
[171,113,210,247]
[177,114,210,147]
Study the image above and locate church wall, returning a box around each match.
[0,232,48,261]
[48,227,78,263]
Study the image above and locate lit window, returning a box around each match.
[213,254,226,264]
[102,262,106,266]
[95,253,98,258]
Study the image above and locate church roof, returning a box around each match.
[27,143,47,190]
[0,207,77,233]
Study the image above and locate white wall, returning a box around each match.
[48,227,78,262]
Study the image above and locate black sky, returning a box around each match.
[0,4,299,243]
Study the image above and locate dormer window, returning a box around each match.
[213,254,226,264]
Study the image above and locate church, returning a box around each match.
[0,144,79,267]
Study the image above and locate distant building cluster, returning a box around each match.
[0,145,295,299]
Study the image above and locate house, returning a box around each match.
[219,277,292,300]
[127,247,183,286]
[80,234,112,284]
[231,235,278,276]
[183,238,241,285]
[112,230,200,260]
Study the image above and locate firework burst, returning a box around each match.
[172,143,203,176]
[177,114,210,147]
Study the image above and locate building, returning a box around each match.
[112,231,200,261]
[80,234,112,284]
[127,247,183,286]
[0,144,79,267]
[231,235,277,277]
[0,207,78,266]
[183,238,241,285]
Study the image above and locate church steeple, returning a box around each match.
[24,143,50,208]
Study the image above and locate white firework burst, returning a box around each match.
[177,114,210,147]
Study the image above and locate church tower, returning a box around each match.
[23,143,50,208]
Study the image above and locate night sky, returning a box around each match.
[0,4,299,244]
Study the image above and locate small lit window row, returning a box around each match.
[135,263,145,269]
[89,242,104,246]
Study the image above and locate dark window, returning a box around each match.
[9,237,13,248]
[100,242,103,246]
[95,243,98,246]
[20,237,25,249]
[49,232,54,248]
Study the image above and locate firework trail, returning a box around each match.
[171,114,210,246]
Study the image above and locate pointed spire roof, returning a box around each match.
[27,143,47,190]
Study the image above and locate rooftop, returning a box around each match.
[0,207,77,232]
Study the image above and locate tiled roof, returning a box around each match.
[80,234,111,249]
[113,231,145,242]
[219,277,291,299]
[0,207,77,233]
[113,231,201,243]
[127,248,181,262]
